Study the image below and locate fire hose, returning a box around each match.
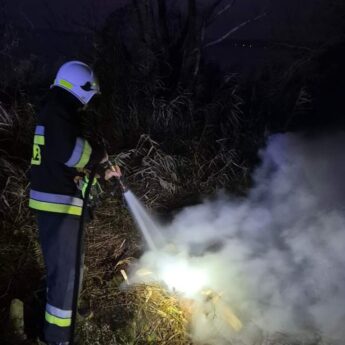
[69,161,127,344]
[69,165,96,345]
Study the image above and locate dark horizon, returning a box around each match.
[2,0,327,40]
[2,0,337,76]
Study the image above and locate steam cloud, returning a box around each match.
[131,133,345,344]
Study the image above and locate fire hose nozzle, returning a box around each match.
[117,176,129,193]
[106,160,129,193]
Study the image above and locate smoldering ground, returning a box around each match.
[130,132,345,344]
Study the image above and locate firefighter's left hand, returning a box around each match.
[105,165,122,181]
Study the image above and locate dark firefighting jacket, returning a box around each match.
[29,89,104,216]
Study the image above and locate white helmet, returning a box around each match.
[52,61,100,104]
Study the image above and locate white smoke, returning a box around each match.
[130,133,345,344]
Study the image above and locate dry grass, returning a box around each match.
[82,196,141,314]
[0,99,42,342]
[118,284,193,345]
[0,158,43,342]
[79,274,329,345]
[110,134,248,210]
[0,161,31,228]
[79,282,193,345]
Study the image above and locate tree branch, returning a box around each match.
[205,0,225,18]
[204,12,267,49]
[206,0,237,27]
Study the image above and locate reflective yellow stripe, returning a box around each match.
[45,312,71,327]
[29,199,82,216]
[59,79,73,90]
[75,140,92,168]
[34,135,45,145]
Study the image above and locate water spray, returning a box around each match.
[106,160,161,250]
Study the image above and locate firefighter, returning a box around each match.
[29,61,121,345]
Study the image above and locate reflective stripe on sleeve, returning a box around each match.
[46,304,72,318]
[45,312,71,327]
[35,126,45,135]
[65,138,92,168]
[76,140,92,168]
[65,138,83,167]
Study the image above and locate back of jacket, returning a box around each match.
[29,89,103,217]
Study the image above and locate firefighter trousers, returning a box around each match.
[36,211,84,343]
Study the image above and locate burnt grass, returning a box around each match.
[1,1,345,344]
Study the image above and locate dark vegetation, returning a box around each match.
[0,0,345,343]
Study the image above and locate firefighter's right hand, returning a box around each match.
[105,165,122,181]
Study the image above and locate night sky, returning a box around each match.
[3,0,317,39]
[2,0,328,73]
